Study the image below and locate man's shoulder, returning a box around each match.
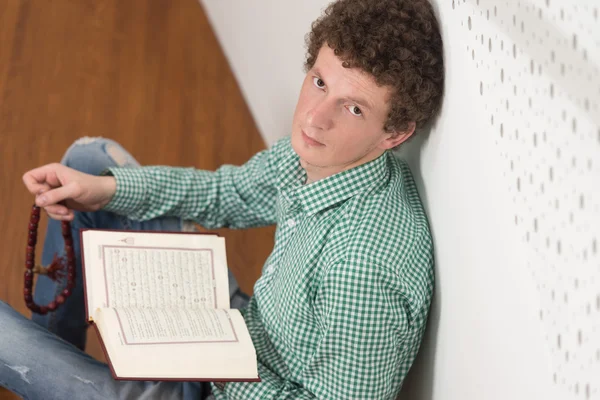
[333,157,434,308]
[259,135,296,171]
[343,155,433,267]
[268,135,294,157]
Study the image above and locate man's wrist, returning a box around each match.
[98,167,147,215]
[100,176,117,209]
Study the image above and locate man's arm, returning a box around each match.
[101,138,287,229]
[220,254,433,399]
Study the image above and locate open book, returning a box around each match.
[79,228,260,382]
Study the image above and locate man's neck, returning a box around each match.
[301,149,386,185]
[303,167,333,185]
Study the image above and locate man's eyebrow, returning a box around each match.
[345,96,372,111]
[312,67,373,111]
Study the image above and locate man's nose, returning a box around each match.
[306,100,334,130]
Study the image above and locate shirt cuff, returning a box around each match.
[100,167,147,215]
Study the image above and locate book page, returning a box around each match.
[103,246,217,309]
[113,307,238,345]
[93,307,259,380]
[81,230,231,319]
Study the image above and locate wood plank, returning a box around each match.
[0,1,274,396]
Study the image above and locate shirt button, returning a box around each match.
[287,219,296,228]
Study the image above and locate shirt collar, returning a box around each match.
[277,147,390,216]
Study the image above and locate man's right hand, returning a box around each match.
[22,163,117,221]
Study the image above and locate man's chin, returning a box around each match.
[291,133,308,156]
[298,153,329,170]
[292,138,320,160]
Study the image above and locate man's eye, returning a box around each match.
[348,106,362,116]
[313,77,325,89]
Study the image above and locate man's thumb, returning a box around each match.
[35,182,79,207]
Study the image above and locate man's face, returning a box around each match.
[291,45,408,178]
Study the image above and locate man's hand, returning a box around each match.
[22,163,117,221]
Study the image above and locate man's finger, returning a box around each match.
[22,164,61,195]
[23,172,50,195]
[46,210,74,221]
[43,204,71,216]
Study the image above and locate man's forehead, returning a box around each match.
[314,46,371,81]
[313,46,391,106]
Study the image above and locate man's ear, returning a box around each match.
[379,122,416,150]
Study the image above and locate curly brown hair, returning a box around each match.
[304,0,444,133]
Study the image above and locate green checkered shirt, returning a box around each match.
[103,136,434,399]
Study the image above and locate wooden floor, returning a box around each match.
[0,1,274,398]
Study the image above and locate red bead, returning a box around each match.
[38,306,48,315]
[27,245,35,253]
[25,260,34,269]
[62,288,72,297]
[24,294,33,302]
[67,281,75,290]
[28,237,36,246]
[31,205,40,215]
[24,288,31,295]
[26,302,38,311]
[64,237,73,246]
[56,295,66,305]
[48,301,57,311]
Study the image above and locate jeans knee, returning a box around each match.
[0,300,10,313]
[61,136,140,176]
[0,301,20,334]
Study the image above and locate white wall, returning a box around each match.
[199,1,325,145]
[200,1,600,399]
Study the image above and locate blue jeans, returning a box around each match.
[0,137,249,399]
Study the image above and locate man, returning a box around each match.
[1,0,444,398]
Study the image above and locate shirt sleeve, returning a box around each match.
[100,138,286,229]
[215,256,433,400]
[299,259,427,399]
[214,363,317,399]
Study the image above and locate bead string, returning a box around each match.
[25,205,76,314]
